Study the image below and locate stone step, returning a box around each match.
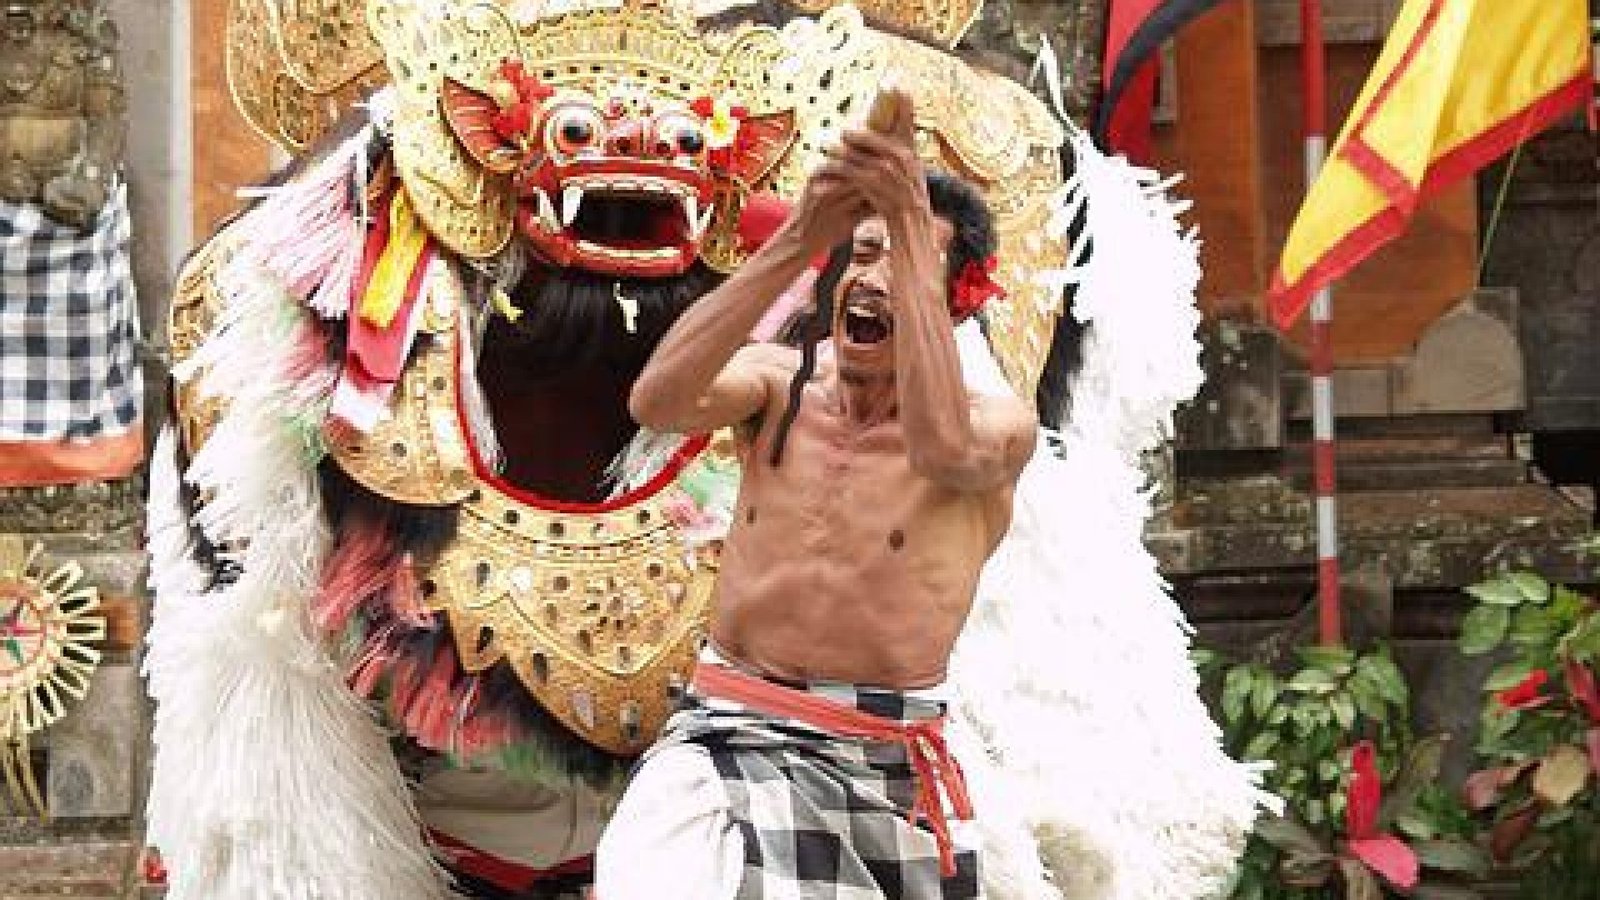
[1157,482,1598,589]
[1283,433,1512,462]
[1284,411,1502,440]
[0,839,137,897]
[1285,456,1531,492]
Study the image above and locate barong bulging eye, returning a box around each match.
[545,105,605,161]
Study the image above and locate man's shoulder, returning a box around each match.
[968,388,1038,432]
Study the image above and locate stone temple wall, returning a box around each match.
[0,1,186,895]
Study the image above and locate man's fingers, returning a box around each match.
[882,87,916,144]
[838,127,902,157]
[810,158,854,182]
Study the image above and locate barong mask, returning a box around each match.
[441,64,796,277]
[371,0,798,276]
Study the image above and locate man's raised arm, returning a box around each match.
[830,100,1036,492]
[629,175,862,433]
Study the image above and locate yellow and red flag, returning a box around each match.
[1269,0,1593,328]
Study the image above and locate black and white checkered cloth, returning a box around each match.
[655,671,982,899]
[0,182,141,440]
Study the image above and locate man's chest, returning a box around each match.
[735,414,980,547]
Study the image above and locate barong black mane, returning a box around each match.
[495,264,720,378]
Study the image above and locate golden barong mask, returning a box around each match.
[442,62,796,277]
[370,0,802,272]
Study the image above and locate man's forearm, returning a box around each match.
[630,223,814,423]
[885,211,975,473]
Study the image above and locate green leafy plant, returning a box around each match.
[1200,645,1487,899]
[1458,569,1600,897]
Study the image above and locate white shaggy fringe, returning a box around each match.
[950,132,1270,900]
[146,258,449,899]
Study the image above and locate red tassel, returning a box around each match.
[406,640,464,750]
[458,704,520,759]
[315,518,402,633]
[347,623,398,699]
[385,636,427,720]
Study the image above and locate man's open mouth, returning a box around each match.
[542,175,712,264]
[843,299,893,345]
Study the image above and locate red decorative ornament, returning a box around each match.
[692,94,752,173]
[951,255,1003,321]
[1344,741,1382,840]
[141,848,168,886]
[489,59,554,143]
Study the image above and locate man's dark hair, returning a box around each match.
[805,171,997,328]
[770,170,996,465]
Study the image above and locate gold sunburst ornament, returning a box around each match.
[0,536,105,817]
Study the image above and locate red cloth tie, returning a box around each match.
[693,662,974,878]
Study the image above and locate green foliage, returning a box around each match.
[1203,645,1482,899]
[1457,568,1600,899]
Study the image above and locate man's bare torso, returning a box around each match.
[710,363,1017,690]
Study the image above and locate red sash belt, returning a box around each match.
[693,662,975,878]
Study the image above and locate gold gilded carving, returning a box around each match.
[313,258,713,755]
[169,231,240,458]
[322,264,477,507]
[267,0,385,94]
[0,0,125,226]
[367,0,526,258]
[987,181,1069,398]
[717,8,886,201]
[425,487,713,755]
[226,0,384,153]
[366,0,819,260]
[890,37,1062,184]
[785,0,982,48]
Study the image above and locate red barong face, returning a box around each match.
[442,66,794,278]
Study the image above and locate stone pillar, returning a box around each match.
[1,0,188,892]
[106,0,191,350]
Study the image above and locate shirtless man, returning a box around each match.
[592,88,1037,900]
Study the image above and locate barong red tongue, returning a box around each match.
[693,662,974,878]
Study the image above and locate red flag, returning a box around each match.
[1096,0,1226,159]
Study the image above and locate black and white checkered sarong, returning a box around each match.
[0,183,141,440]
[654,673,981,899]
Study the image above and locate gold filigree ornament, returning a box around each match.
[0,537,105,817]
[326,263,716,755]
[425,481,716,756]
[226,0,387,152]
[783,0,983,48]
